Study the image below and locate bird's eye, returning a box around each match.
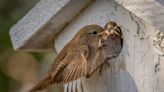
[92,31,97,35]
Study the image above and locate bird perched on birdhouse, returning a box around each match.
[29,22,123,92]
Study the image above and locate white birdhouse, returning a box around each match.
[10,0,164,92]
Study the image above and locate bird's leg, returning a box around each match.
[86,46,102,78]
[85,42,113,78]
[86,57,112,78]
[86,58,112,78]
[99,56,117,75]
[86,61,105,78]
[99,57,111,75]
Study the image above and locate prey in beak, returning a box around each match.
[98,29,112,40]
[98,21,123,47]
[99,21,122,40]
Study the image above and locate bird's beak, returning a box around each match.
[98,29,112,40]
[98,30,111,48]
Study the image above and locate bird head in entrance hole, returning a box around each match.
[98,21,123,64]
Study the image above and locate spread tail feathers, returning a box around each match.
[29,76,53,92]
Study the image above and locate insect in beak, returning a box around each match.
[98,30,112,48]
[98,27,122,48]
[98,29,112,40]
[99,28,122,40]
[112,26,122,38]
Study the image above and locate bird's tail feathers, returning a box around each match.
[29,75,53,92]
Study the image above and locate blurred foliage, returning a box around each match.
[0,71,9,92]
[0,0,39,49]
[0,0,63,92]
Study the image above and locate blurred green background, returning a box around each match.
[0,0,63,92]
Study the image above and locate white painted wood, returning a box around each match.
[9,0,164,91]
[9,0,93,51]
[115,0,164,55]
[54,0,164,92]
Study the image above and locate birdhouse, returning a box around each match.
[10,0,164,92]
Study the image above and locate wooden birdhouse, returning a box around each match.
[10,0,164,92]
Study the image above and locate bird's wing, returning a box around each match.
[53,47,88,84]
[29,46,88,92]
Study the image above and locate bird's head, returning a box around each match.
[72,25,104,47]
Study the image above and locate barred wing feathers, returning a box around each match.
[29,47,88,92]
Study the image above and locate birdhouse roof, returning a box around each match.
[9,0,94,51]
[10,0,164,52]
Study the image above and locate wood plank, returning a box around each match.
[10,0,93,51]
[54,0,164,92]
[115,0,164,55]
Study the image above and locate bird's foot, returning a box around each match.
[99,60,110,76]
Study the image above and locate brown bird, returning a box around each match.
[29,25,107,92]
[98,21,123,74]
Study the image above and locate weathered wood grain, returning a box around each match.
[9,0,164,92]
[115,0,164,55]
[54,0,164,92]
[9,0,93,51]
